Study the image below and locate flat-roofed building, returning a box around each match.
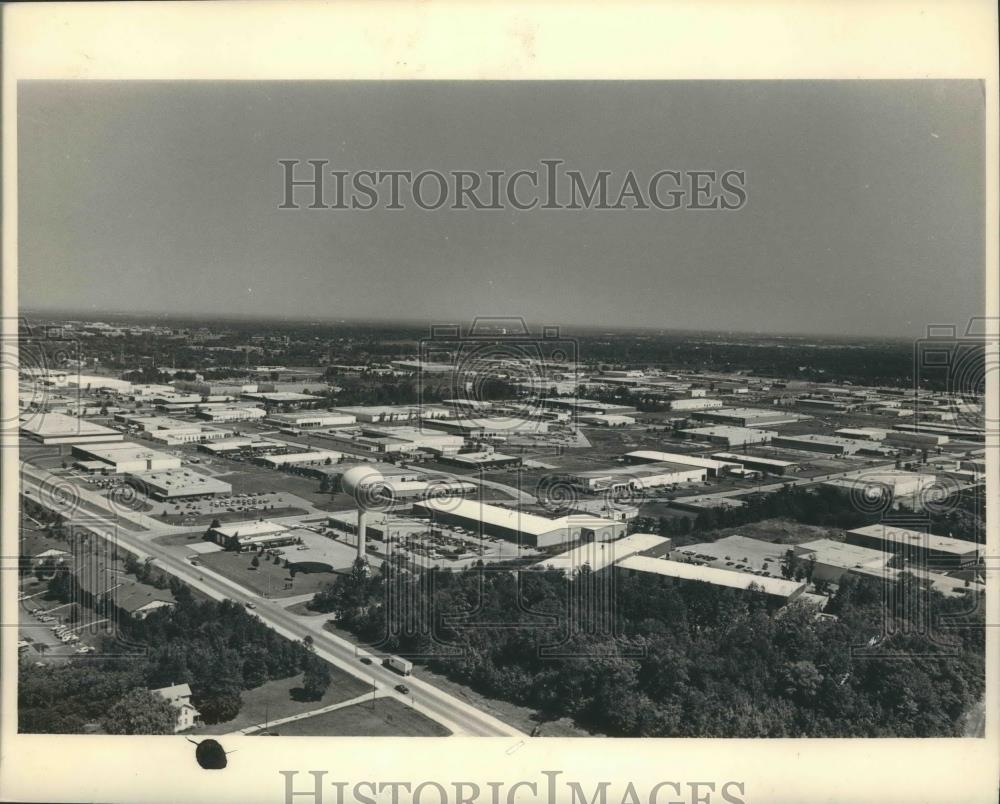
[835,427,889,441]
[667,398,724,412]
[711,452,799,475]
[680,426,778,448]
[540,397,637,415]
[414,497,626,548]
[579,413,637,427]
[884,431,951,448]
[127,468,232,500]
[565,462,706,493]
[671,534,790,576]
[20,412,125,445]
[616,556,807,603]
[332,405,422,423]
[624,450,739,477]
[534,533,672,574]
[846,523,980,569]
[770,434,870,455]
[792,538,891,582]
[265,411,357,429]
[437,450,522,470]
[423,416,549,437]
[821,470,936,508]
[207,519,298,551]
[196,405,267,423]
[256,449,342,468]
[71,442,182,474]
[690,407,806,427]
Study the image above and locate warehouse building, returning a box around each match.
[884,431,951,448]
[265,411,357,429]
[127,468,232,500]
[690,407,806,427]
[533,533,672,574]
[540,397,637,415]
[820,470,936,508]
[710,452,799,476]
[680,426,778,448]
[846,524,980,569]
[615,556,807,604]
[835,427,889,441]
[256,449,343,468]
[565,461,707,494]
[196,405,267,423]
[667,398,724,412]
[624,450,739,477]
[20,412,125,445]
[770,434,870,455]
[71,443,182,474]
[424,416,549,437]
[332,405,422,423]
[413,497,626,548]
[437,450,522,470]
[578,413,636,427]
[792,538,891,583]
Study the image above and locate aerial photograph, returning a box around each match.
[14,80,986,740]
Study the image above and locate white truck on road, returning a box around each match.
[383,655,413,676]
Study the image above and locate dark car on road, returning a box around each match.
[360,657,372,665]
[394,684,409,695]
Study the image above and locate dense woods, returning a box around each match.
[310,561,984,737]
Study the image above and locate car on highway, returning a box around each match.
[360,657,373,665]
[245,601,257,609]
[394,684,409,695]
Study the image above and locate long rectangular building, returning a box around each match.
[846,524,980,568]
[615,555,807,602]
[414,497,626,548]
[20,412,125,445]
[71,443,182,474]
[624,450,738,477]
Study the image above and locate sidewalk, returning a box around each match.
[234,690,380,735]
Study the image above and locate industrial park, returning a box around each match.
[15,319,987,738]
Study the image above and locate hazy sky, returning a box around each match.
[19,80,984,337]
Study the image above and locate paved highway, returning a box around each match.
[20,466,524,738]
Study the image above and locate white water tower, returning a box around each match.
[340,465,387,563]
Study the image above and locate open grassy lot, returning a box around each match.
[201,671,371,734]
[198,549,340,598]
[269,697,450,737]
[693,517,846,545]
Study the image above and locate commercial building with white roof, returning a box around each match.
[70,442,182,474]
[414,497,626,548]
[846,524,980,568]
[616,556,807,602]
[680,426,778,448]
[624,450,739,477]
[792,538,891,582]
[20,412,125,445]
[127,468,233,500]
[534,533,671,574]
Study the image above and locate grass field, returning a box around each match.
[201,671,371,734]
[198,549,340,598]
[269,697,451,737]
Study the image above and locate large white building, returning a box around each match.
[624,450,739,477]
[265,411,357,429]
[533,533,672,574]
[20,412,125,445]
[615,555,807,602]
[414,497,626,548]
[128,468,232,500]
[196,405,267,423]
[71,443,182,474]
